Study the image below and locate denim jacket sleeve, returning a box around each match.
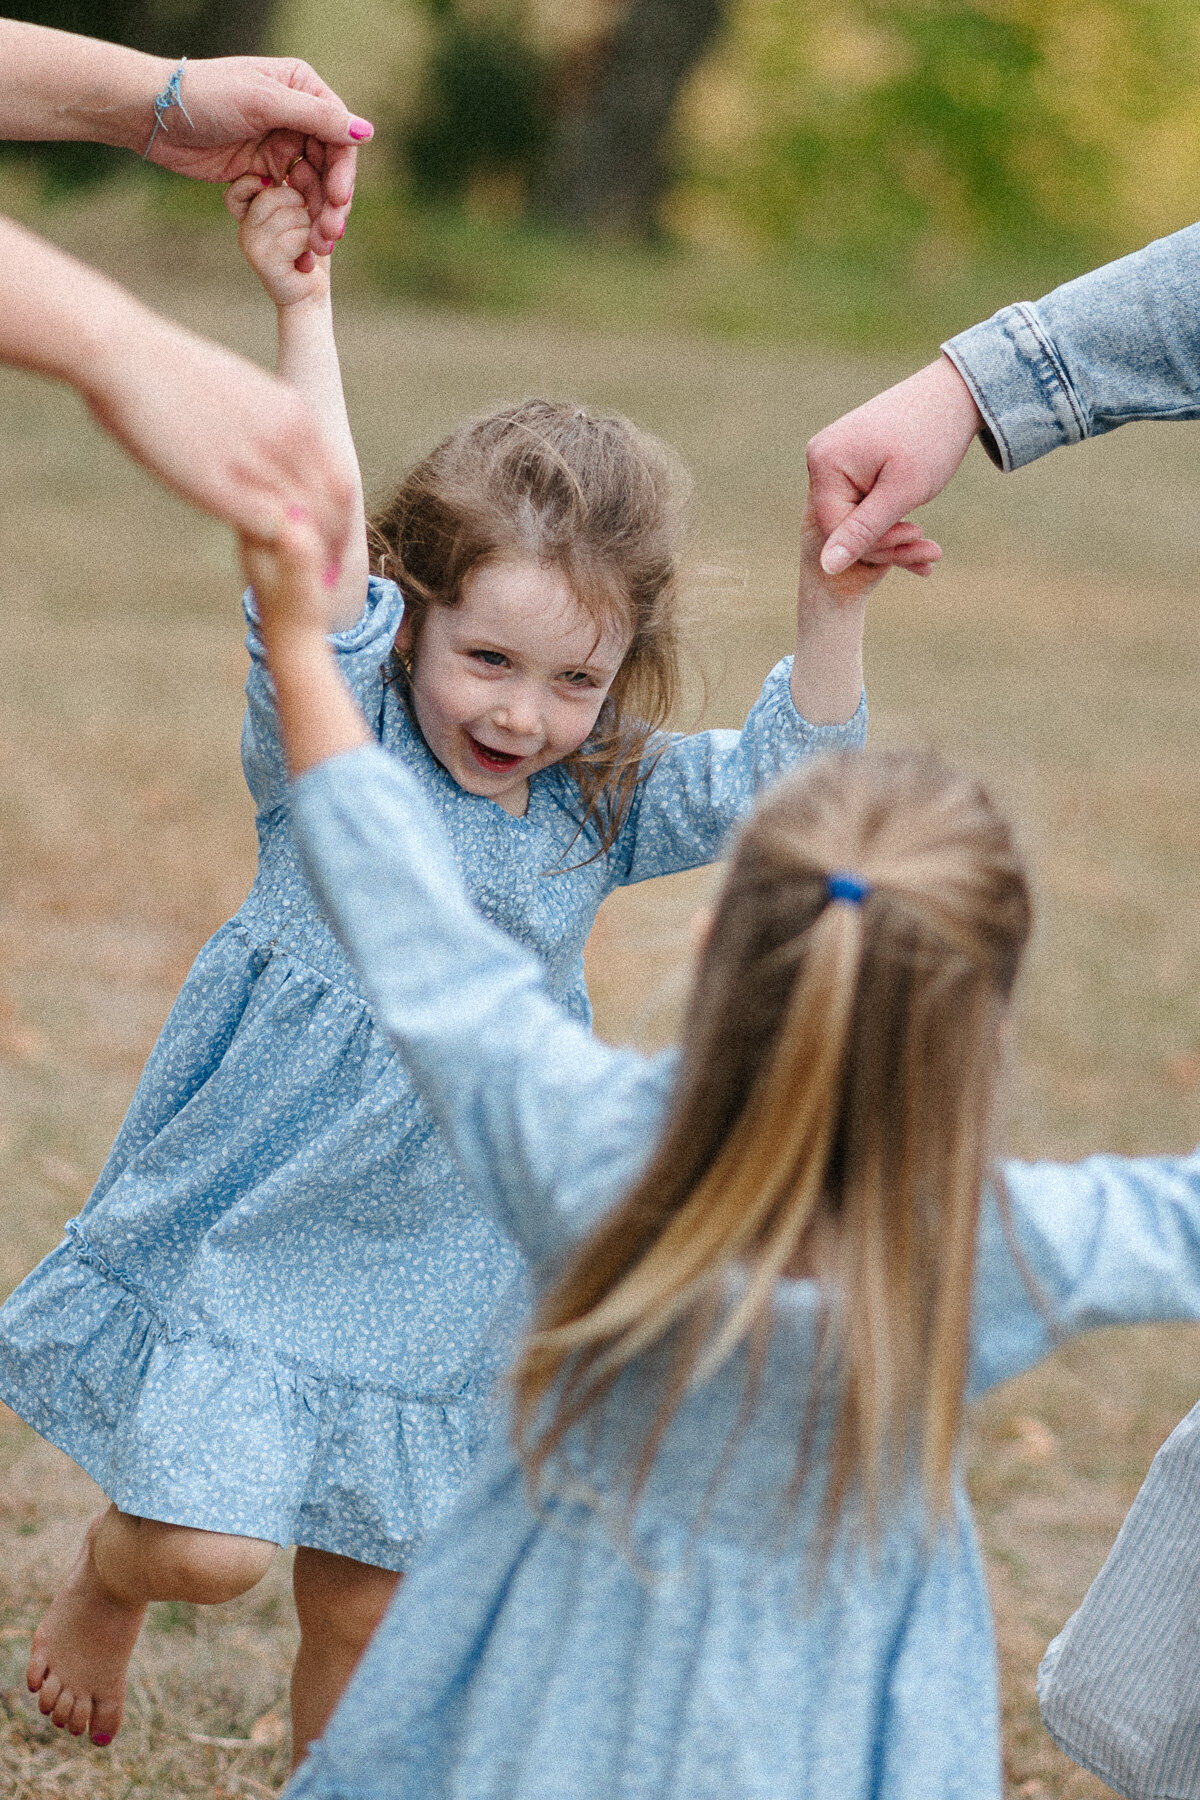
[942,222,1200,471]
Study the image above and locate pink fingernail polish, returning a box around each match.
[348,118,374,141]
[336,222,346,240]
[93,1733,113,1746]
[260,175,272,187]
[286,504,310,524]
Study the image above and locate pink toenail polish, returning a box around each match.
[92,1733,113,1746]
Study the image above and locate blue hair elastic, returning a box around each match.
[143,58,194,159]
[826,871,871,905]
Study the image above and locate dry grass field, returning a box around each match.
[2,198,1200,1797]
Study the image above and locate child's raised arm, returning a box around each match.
[225,174,369,630]
[789,492,940,725]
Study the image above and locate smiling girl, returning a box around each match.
[0,178,938,1765]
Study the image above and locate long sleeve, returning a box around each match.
[612,658,866,886]
[290,742,675,1269]
[942,223,1200,472]
[968,1149,1200,1398]
[241,577,405,817]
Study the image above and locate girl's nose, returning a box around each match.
[493,694,543,743]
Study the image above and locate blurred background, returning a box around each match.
[7,0,1200,345]
[2,6,1200,1798]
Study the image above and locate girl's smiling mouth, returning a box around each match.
[466,733,526,774]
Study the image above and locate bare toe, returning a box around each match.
[36,1671,62,1715]
[91,1696,121,1747]
[50,1686,75,1727]
[26,1514,144,1745]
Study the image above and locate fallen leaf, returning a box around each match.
[1008,1416,1056,1464]
[249,1709,285,1747]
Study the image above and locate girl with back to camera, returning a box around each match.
[240,520,1200,1800]
[0,178,937,1760]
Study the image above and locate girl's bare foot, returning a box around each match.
[26,1513,145,1745]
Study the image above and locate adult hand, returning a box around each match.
[145,57,372,259]
[83,302,356,564]
[806,357,983,576]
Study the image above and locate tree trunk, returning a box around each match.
[535,0,725,237]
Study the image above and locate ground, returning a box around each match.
[1,200,1199,1796]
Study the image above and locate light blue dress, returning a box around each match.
[279,738,1200,1799]
[0,579,864,1570]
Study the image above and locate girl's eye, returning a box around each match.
[470,650,509,668]
[561,670,596,688]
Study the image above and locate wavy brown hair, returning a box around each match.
[513,750,1033,1533]
[369,399,686,858]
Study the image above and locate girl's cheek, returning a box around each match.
[558,707,604,755]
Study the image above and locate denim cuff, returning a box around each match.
[942,303,1088,473]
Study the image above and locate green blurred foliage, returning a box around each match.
[15,0,1200,346]
[676,0,1200,263]
[341,0,1200,338]
[403,3,550,203]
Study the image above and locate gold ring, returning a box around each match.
[283,152,307,187]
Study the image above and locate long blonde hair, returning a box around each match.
[369,399,685,859]
[513,750,1033,1531]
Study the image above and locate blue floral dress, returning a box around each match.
[0,579,865,1570]
[276,739,1200,1800]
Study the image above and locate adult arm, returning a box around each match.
[0,20,371,254]
[808,221,1200,574]
[1,217,355,560]
[967,1148,1200,1398]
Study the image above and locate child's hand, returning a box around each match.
[225,175,330,308]
[799,492,941,608]
[241,511,336,638]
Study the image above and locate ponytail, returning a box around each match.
[513,751,1031,1536]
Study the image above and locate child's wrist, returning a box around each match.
[796,578,870,623]
[276,288,332,320]
[259,616,331,659]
